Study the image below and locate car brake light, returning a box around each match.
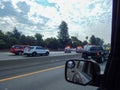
[14,48,17,51]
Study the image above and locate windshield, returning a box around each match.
[0,0,112,90]
[29,46,34,49]
[11,45,22,49]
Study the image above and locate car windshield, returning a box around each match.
[0,0,112,90]
[29,46,34,49]
[12,46,21,49]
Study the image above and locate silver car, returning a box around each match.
[24,46,49,56]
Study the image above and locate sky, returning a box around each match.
[0,0,112,43]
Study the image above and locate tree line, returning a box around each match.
[0,21,104,50]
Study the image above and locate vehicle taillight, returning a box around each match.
[14,48,17,51]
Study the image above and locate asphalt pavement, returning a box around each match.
[0,51,106,90]
[0,60,98,90]
[0,51,77,61]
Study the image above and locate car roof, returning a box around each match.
[12,45,29,46]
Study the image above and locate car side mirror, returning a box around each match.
[65,59,101,86]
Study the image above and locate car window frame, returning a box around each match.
[101,0,120,90]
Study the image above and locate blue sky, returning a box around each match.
[0,0,112,43]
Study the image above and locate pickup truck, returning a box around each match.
[81,45,108,63]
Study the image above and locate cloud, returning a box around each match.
[0,1,5,9]
[0,0,112,43]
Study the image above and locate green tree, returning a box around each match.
[89,35,96,45]
[95,37,104,46]
[0,39,6,49]
[25,36,36,45]
[85,36,88,42]
[89,35,104,45]
[12,27,21,40]
[82,40,88,46]
[5,31,12,37]
[19,35,27,45]
[0,30,4,38]
[0,30,12,49]
[58,21,70,48]
[35,33,44,46]
[8,37,19,46]
[71,36,82,47]
[44,37,59,50]
[3,31,19,48]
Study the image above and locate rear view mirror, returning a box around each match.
[65,60,100,85]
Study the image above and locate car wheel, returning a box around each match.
[18,51,23,55]
[27,54,30,57]
[32,52,37,56]
[82,53,88,59]
[45,52,49,56]
[15,53,18,55]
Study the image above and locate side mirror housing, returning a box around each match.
[65,59,101,86]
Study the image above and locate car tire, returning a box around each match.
[45,52,49,56]
[27,54,30,57]
[32,52,37,56]
[18,51,23,55]
[82,53,88,59]
[15,53,18,55]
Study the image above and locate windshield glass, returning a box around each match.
[0,0,112,90]
[29,46,34,49]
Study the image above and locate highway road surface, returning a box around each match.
[0,58,99,90]
[0,51,106,90]
[0,51,77,61]
[0,59,96,90]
